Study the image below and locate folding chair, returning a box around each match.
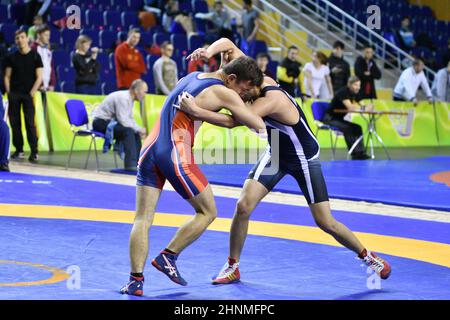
[311,101,344,160]
[65,99,118,171]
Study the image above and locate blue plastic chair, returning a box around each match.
[61,28,80,50]
[121,11,139,27]
[104,11,122,31]
[171,33,188,57]
[249,40,268,58]
[60,81,76,93]
[140,30,154,48]
[126,0,143,11]
[141,72,155,94]
[193,0,209,13]
[146,54,159,70]
[57,66,76,82]
[178,0,192,13]
[0,23,17,45]
[311,101,344,160]
[95,0,113,11]
[53,50,71,67]
[65,99,118,171]
[99,29,116,50]
[96,52,109,70]
[101,81,117,95]
[153,32,170,46]
[188,34,204,52]
[85,9,104,29]
[117,31,128,43]
[0,5,7,22]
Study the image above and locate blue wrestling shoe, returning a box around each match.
[151,251,187,286]
[120,275,144,296]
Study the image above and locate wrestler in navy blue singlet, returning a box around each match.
[248,86,329,204]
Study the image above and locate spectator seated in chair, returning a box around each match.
[91,80,148,172]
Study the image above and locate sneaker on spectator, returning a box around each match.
[28,153,39,163]
[11,151,25,160]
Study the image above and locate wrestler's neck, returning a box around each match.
[198,70,227,81]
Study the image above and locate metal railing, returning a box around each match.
[223,0,332,63]
[286,0,436,81]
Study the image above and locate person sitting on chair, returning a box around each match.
[91,79,148,171]
[323,76,372,160]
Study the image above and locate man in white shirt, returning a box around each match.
[31,24,55,91]
[393,58,432,105]
[432,61,450,102]
[92,80,148,171]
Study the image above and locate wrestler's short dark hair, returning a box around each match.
[223,56,264,87]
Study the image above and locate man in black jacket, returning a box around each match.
[328,41,350,93]
[277,45,302,97]
[354,45,381,100]
[323,76,372,160]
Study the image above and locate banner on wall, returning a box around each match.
[301,99,450,148]
[45,91,144,151]
[7,92,450,152]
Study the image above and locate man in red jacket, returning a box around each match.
[114,28,146,89]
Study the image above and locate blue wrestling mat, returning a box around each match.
[199,157,450,211]
[0,171,449,300]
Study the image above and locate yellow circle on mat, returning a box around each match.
[1,204,450,269]
[0,260,69,287]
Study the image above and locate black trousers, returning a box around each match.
[8,92,38,154]
[323,114,365,155]
[92,118,141,169]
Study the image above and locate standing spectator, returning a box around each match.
[241,0,259,55]
[393,58,433,105]
[277,46,301,97]
[115,29,146,90]
[24,0,51,26]
[256,52,275,80]
[328,40,350,92]
[27,15,44,42]
[432,61,450,102]
[3,29,43,163]
[187,42,219,74]
[396,16,416,52]
[31,25,55,92]
[323,76,372,160]
[72,35,100,94]
[0,91,10,171]
[91,80,148,171]
[303,51,333,99]
[153,41,178,95]
[195,1,233,40]
[354,45,381,100]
